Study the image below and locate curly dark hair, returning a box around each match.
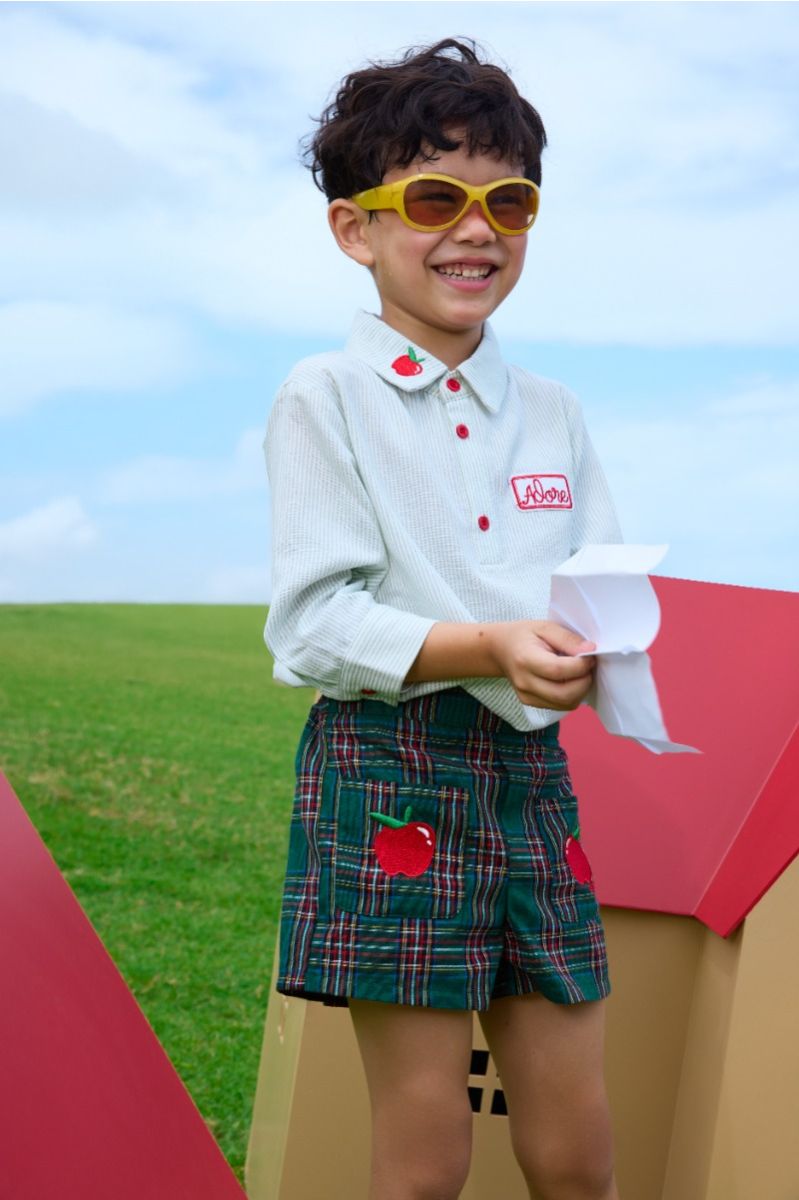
[304,38,547,201]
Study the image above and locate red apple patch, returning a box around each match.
[370,805,435,877]
[391,346,425,376]
[565,824,594,890]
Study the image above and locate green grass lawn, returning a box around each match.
[0,603,313,1189]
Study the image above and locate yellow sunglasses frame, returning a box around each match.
[352,173,541,236]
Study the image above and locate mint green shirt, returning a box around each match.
[263,310,622,732]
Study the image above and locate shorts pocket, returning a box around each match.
[545,786,600,926]
[333,778,470,920]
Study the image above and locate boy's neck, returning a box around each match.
[378,307,483,370]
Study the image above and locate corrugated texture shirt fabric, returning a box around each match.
[263,309,622,732]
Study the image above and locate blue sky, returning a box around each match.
[1,1,797,603]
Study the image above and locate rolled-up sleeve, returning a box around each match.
[263,381,437,700]
[561,386,624,550]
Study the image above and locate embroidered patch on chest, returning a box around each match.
[510,474,573,510]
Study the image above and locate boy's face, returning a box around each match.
[329,134,529,365]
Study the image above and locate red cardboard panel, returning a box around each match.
[0,772,246,1200]
[693,720,799,935]
[561,576,799,937]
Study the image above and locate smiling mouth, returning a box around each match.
[434,263,497,279]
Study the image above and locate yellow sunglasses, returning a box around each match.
[352,173,540,236]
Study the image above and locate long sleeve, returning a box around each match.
[263,380,437,700]
[561,385,624,550]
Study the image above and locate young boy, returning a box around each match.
[264,38,622,1200]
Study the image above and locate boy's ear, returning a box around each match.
[328,200,376,268]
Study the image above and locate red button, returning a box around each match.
[446,378,461,392]
[477,515,490,531]
[456,424,470,439]
[361,688,376,695]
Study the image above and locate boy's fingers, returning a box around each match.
[536,621,596,657]
[515,672,593,710]
[529,641,595,682]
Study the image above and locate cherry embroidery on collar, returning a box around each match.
[392,346,425,377]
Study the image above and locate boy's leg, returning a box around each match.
[348,998,474,1200]
[478,993,619,1200]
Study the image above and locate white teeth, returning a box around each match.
[436,265,493,279]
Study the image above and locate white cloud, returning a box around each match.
[0,302,197,417]
[0,497,98,563]
[592,377,799,589]
[0,91,183,213]
[98,428,266,504]
[0,9,257,177]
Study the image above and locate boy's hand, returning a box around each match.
[486,620,596,711]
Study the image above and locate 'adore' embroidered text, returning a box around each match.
[510,473,573,511]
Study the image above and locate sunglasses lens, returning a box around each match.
[404,179,468,227]
[486,182,538,230]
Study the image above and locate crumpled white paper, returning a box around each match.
[544,544,699,755]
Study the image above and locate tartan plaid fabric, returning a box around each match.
[276,687,610,1010]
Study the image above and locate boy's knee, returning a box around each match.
[373,1138,472,1200]
[515,1129,615,1199]
[399,1145,472,1200]
[371,1085,473,1196]
[407,1152,472,1200]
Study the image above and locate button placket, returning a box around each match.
[442,382,498,560]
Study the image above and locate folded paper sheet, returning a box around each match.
[545,544,699,754]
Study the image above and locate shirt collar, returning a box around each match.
[345,309,508,414]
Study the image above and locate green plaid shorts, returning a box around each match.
[276,686,610,1011]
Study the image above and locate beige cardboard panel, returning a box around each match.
[281,1001,372,1196]
[245,938,307,1198]
[661,921,741,1200]
[601,908,706,1200]
[704,854,799,1200]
